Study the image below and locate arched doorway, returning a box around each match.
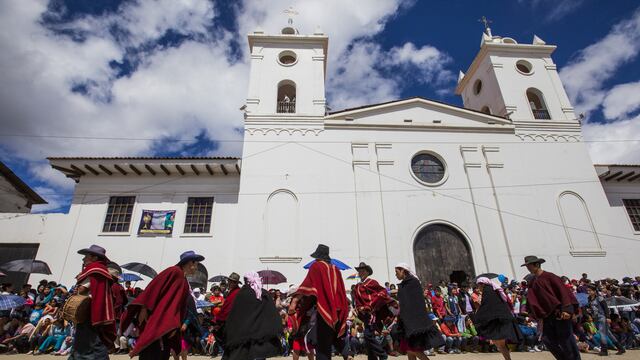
[413,223,475,285]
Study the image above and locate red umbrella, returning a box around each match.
[258,270,287,285]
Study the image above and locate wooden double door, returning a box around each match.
[413,224,475,285]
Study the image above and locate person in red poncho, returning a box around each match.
[288,244,350,360]
[353,262,394,360]
[69,245,117,360]
[523,255,581,360]
[120,250,204,360]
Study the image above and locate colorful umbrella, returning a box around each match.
[120,273,143,282]
[0,294,27,310]
[0,259,52,275]
[303,259,351,271]
[258,270,287,285]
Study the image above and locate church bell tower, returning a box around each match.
[455,21,577,124]
[244,9,328,119]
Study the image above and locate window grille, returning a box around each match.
[102,196,135,232]
[623,199,640,231]
[184,197,214,233]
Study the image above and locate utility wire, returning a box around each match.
[1,132,640,144]
[0,179,628,197]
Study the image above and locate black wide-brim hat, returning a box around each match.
[521,255,546,267]
[77,244,109,261]
[310,244,331,262]
[354,262,373,276]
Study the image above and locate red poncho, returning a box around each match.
[216,287,239,323]
[111,282,128,318]
[75,260,117,347]
[353,277,392,312]
[120,266,190,357]
[296,260,349,336]
[527,271,578,320]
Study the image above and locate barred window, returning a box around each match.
[623,199,640,231]
[102,196,135,232]
[184,197,213,233]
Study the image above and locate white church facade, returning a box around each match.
[2,23,640,287]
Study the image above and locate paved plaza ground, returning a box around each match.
[2,351,639,359]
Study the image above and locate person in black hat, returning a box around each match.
[120,250,203,360]
[69,245,117,360]
[523,255,581,360]
[216,272,242,324]
[352,262,394,360]
[289,244,350,360]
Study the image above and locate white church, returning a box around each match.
[2,20,640,288]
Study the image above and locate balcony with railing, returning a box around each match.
[277,100,296,114]
[532,109,551,120]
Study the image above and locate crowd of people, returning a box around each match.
[0,244,639,360]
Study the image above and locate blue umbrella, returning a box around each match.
[303,259,351,271]
[196,300,214,309]
[575,293,589,307]
[0,294,27,310]
[120,273,143,282]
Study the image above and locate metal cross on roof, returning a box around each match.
[478,16,493,35]
[284,6,298,25]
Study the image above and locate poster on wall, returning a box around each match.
[138,210,176,235]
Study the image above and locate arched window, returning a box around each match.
[526,88,550,119]
[277,80,296,113]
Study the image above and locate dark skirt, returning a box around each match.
[222,337,282,360]
[68,322,109,360]
[399,326,445,352]
[476,318,523,342]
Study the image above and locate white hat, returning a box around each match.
[394,262,413,274]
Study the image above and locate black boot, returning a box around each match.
[615,347,626,355]
[599,348,609,356]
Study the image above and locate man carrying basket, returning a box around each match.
[68,244,117,359]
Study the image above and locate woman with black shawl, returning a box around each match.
[221,271,283,360]
[474,276,522,360]
[394,263,444,360]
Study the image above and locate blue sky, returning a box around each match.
[1,0,639,212]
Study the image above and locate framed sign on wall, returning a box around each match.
[138,210,176,235]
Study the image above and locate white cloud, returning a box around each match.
[560,9,640,116]
[583,116,640,164]
[602,81,640,120]
[30,186,68,213]
[328,41,452,110]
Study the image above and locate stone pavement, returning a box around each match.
[2,350,638,359]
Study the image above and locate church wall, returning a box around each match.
[492,140,639,280]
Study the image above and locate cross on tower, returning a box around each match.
[478,16,493,36]
[284,6,298,25]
